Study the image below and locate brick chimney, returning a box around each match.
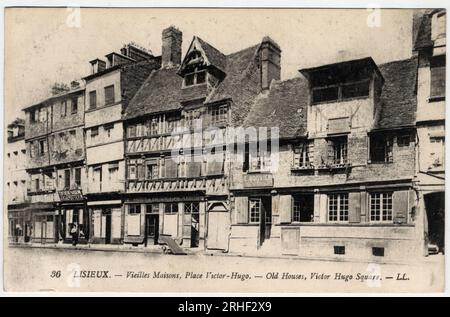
[259,36,281,90]
[162,26,182,67]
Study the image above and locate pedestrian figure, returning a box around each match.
[70,222,78,246]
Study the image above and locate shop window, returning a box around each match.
[129,204,141,214]
[89,91,97,109]
[146,204,159,214]
[292,195,314,222]
[370,192,393,222]
[185,202,200,214]
[328,193,348,222]
[165,203,179,214]
[71,97,78,114]
[370,133,393,163]
[249,198,261,224]
[327,136,347,165]
[104,85,115,105]
[430,55,446,99]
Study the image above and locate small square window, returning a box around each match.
[91,127,99,138]
[334,246,345,255]
[372,247,385,257]
[397,135,410,147]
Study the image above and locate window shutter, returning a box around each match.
[348,192,361,223]
[327,140,334,164]
[165,157,178,178]
[393,190,409,224]
[279,195,292,224]
[430,64,446,98]
[235,196,248,224]
[187,159,202,178]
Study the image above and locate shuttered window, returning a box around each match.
[89,91,97,109]
[235,196,249,224]
[430,56,446,99]
[104,85,115,105]
[293,142,313,168]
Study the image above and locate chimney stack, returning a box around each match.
[89,59,106,74]
[162,26,182,67]
[259,36,281,91]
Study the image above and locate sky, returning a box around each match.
[4,8,415,123]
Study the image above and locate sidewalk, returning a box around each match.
[8,242,444,266]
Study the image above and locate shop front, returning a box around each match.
[27,202,56,244]
[88,199,123,245]
[57,189,89,244]
[7,203,31,244]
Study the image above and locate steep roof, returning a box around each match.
[123,67,183,120]
[375,57,418,129]
[413,10,433,50]
[196,37,227,72]
[243,77,309,139]
[125,39,263,123]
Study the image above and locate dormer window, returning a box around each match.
[312,80,370,104]
[182,49,207,87]
[184,67,207,87]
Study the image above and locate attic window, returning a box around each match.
[183,67,207,87]
[312,80,370,104]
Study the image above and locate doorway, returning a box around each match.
[103,209,112,244]
[145,214,159,246]
[183,202,200,248]
[425,192,445,254]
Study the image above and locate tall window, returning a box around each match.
[328,193,348,222]
[61,101,67,117]
[210,105,228,125]
[248,143,271,173]
[104,85,115,105]
[64,169,71,189]
[89,91,97,109]
[370,192,393,222]
[370,133,393,163]
[292,195,314,222]
[74,168,81,187]
[38,139,47,156]
[71,97,78,114]
[328,136,347,165]
[429,136,445,168]
[249,198,261,224]
[430,55,446,99]
[293,142,313,168]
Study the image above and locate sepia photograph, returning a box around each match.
[2,5,446,294]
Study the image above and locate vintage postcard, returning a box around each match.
[2,6,446,293]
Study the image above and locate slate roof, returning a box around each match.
[125,40,263,123]
[123,67,183,120]
[413,10,433,50]
[243,77,309,139]
[196,37,227,72]
[375,57,418,130]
